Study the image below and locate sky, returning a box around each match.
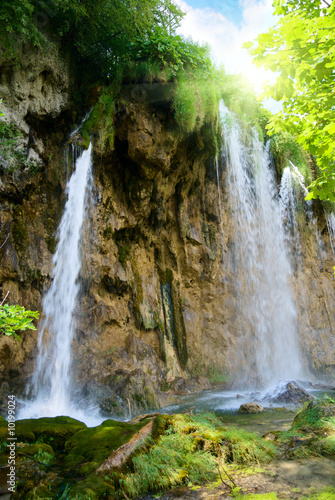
[175,0,281,112]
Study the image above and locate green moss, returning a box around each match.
[301,487,335,500]
[66,476,114,500]
[171,289,188,369]
[0,416,86,452]
[64,418,150,477]
[102,225,113,240]
[291,400,335,434]
[158,268,173,285]
[81,87,115,154]
[25,485,54,499]
[233,494,278,500]
[118,245,131,267]
[18,443,55,461]
[207,366,231,386]
[270,131,311,184]
[12,217,29,253]
[173,72,220,133]
[45,236,56,254]
[275,400,335,459]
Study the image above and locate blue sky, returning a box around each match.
[175,0,281,111]
[185,0,244,26]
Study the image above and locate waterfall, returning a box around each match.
[20,142,100,424]
[220,102,303,387]
[215,156,225,260]
[326,211,335,257]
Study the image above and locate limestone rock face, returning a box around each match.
[0,44,335,417]
[0,42,73,395]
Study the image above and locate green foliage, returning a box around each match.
[112,413,275,499]
[219,70,271,135]
[0,117,39,174]
[291,399,335,435]
[220,427,276,464]
[233,493,278,500]
[301,488,335,500]
[0,0,43,58]
[245,0,335,201]
[0,304,39,340]
[126,27,213,78]
[81,88,116,153]
[114,414,219,499]
[0,0,185,81]
[64,418,150,477]
[270,131,311,184]
[275,399,335,460]
[173,71,221,133]
[207,366,230,386]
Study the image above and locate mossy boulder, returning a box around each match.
[0,416,86,452]
[65,476,115,500]
[17,442,55,461]
[277,399,335,459]
[292,400,335,434]
[64,418,152,477]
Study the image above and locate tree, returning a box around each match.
[245,0,335,201]
[0,0,185,80]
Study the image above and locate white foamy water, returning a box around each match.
[326,211,335,257]
[20,143,102,426]
[220,102,303,387]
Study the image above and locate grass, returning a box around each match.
[302,488,335,500]
[110,413,276,499]
[274,399,335,459]
[173,72,221,133]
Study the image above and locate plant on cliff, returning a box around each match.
[0,108,40,173]
[0,303,39,340]
[245,0,335,202]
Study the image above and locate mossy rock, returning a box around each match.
[12,217,29,253]
[64,418,151,477]
[25,484,54,499]
[66,475,114,499]
[17,442,55,459]
[0,416,86,452]
[310,435,335,458]
[152,414,171,440]
[291,400,335,434]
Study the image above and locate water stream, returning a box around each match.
[220,102,303,387]
[20,142,101,425]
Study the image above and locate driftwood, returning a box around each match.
[97,420,154,472]
[128,412,160,424]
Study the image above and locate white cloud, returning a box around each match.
[175,0,281,111]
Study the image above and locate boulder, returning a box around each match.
[238,403,264,414]
[270,382,314,404]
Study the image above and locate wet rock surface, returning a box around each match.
[267,382,314,405]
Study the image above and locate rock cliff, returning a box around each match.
[0,44,334,417]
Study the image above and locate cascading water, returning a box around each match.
[220,102,303,387]
[20,142,101,425]
[326,211,335,257]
